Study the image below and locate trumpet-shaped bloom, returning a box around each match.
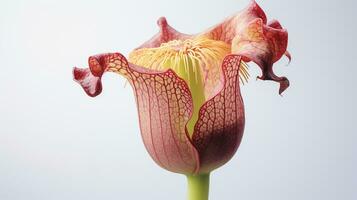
[73,1,290,175]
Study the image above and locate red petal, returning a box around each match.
[73,53,200,174]
[232,18,289,94]
[201,1,291,94]
[192,55,245,173]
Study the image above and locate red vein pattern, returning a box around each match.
[72,1,290,175]
[73,53,199,174]
[73,53,245,174]
[192,55,245,173]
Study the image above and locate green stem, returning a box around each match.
[186,173,210,200]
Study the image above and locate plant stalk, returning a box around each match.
[186,173,210,200]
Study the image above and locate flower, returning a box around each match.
[73,1,290,175]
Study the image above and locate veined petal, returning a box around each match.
[73,53,200,174]
[192,55,245,173]
[200,1,290,94]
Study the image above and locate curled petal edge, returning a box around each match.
[231,18,290,94]
[201,1,291,94]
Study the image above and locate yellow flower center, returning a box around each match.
[128,37,249,136]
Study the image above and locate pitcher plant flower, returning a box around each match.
[73,1,290,200]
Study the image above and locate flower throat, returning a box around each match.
[129,37,248,136]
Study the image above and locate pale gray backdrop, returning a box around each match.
[0,0,356,199]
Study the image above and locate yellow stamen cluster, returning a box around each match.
[128,37,249,135]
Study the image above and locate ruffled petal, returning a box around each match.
[232,18,289,94]
[200,1,290,94]
[192,55,245,173]
[73,53,200,174]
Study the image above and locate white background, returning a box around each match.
[0,0,356,199]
